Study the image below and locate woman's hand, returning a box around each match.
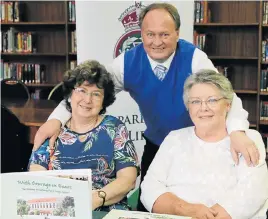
[33,119,61,151]
[210,204,231,219]
[92,190,103,210]
[230,131,260,166]
[190,203,217,219]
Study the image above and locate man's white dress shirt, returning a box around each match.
[49,47,249,134]
[140,127,268,219]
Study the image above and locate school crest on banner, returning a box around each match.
[113,1,145,58]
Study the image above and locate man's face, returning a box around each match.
[141,8,179,62]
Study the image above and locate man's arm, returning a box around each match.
[105,52,125,94]
[215,130,268,219]
[48,100,71,125]
[226,93,249,133]
[33,100,70,150]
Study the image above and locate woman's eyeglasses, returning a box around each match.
[188,97,226,108]
[74,87,103,101]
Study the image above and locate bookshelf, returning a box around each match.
[1,1,77,98]
[194,1,268,160]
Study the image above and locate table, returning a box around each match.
[2,99,58,143]
[93,211,108,219]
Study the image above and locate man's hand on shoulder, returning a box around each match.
[33,119,62,151]
[230,131,260,166]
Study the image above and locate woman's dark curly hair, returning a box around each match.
[62,60,116,115]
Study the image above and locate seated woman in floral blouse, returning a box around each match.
[28,60,139,212]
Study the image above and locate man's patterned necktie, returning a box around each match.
[154,65,167,81]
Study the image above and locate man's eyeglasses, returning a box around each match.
[74,87,103,101]
[188,97,226,108]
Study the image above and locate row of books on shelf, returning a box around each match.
[71,30,77,53]
[0,61,46,84]
[215,66,229,77]
[1,28,37,53]
[0,1,22,22]
[68,1,76,22]
[1,28,77,54]
[260,101,268,122]
[263,1,268,25]
[261,39,268,62]
[1,1,76,23]
[70,60,77,70]
[260,69,268,91]
[193,31,207,51]
[0,61,77,83]
[194,1,210,24]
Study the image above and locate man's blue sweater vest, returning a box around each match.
[124,39,196,146]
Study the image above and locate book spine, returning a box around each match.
[196,1,201,23]
[72,1,76,22]
[203,1,208,23]
[68,1,72,22]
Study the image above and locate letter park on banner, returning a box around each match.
[75,0,194,191]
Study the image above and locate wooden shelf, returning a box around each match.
[259,120,268,125]
[2,52,66,56]
[69,53,77,55]
[194,22,259,26]
[1,1,76,97]
[235,90,257,94]
[249,124,257,128]
[260,92,268,96]
[1,22,66,26]
[208,56,258,60]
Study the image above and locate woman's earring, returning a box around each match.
[68,97,71,103]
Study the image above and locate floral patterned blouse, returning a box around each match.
[28,115,139,211]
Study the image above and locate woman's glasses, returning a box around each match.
[188,97,226,108]
[74,87,103,101]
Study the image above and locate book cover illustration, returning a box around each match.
[17,195,75,218]
[1,170,92,219]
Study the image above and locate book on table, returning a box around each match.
[103,209,192,219]
[0,169,92,219]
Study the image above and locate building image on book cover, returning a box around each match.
[17,196,75,218]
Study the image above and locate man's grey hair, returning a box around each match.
[139,3,181,30]
[183,69,234,109]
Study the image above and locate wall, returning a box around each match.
[76,0,194,187]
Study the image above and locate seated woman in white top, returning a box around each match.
[141,70,268,219]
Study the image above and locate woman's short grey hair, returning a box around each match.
[139,3,180,30]
[183,69,234,109]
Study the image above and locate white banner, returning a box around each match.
[76,0,194,165]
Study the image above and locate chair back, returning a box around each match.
[1,105,32,173]
[1,78,30,100]
[48,82,64,103]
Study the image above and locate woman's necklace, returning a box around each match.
[69,116,99,133]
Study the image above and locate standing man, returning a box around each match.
[33,3,259,212]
